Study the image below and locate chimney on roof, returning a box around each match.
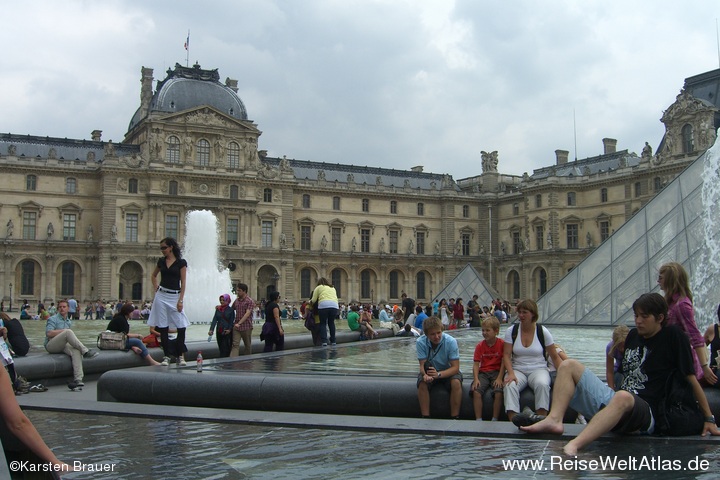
[411,165,424,173]
[225,77,239,93]
[602,138,617,154]
[139,67,154,119]
[555,149,569,165]
[91,130,102,141]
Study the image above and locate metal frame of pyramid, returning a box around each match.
[433,263,501,308]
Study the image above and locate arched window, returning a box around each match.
[331,269,342,298]
[511,270,520,300]
[538,268,547,295]
[21,260,35,295]
[61,261,75,296]
[389,271,399,299]
[197,139,210,166]
[230,185,239,200]
[361,270,371,299]
[166,136,180,163]
[227,142,240,169]
[128,178,138,194]
[416,271,426,299]
[682,124,694,153]
[300,268,312,298]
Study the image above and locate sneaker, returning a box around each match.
[521,406,535,416]
[331,342,337,346]
[179,358,187,366]
[83,349,99,359]
[75,381,85,387]
[322,343,328,347]
[161,357,170,366]
[512,412,546,427]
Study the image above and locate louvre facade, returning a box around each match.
[1,63,718,311]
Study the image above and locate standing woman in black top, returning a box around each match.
[262,290,284,352]
[148,237,190,366]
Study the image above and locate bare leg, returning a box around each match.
[418,382,431,416]
[450,379,462,417]
[563,390,635,455]
[492,392,504,420]
[472,390,483,420]
[520,359,586,435]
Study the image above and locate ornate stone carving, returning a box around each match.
[258,163,278,179]
[481,150,498,173]
[7,145,16,155]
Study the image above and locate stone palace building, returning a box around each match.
[0,63,718,308]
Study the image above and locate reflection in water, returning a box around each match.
[27,411,720,480]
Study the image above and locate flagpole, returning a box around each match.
[185,30,190,67]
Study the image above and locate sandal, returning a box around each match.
[29,384,48,392]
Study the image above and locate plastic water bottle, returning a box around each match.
[196,351,203,372]
[207,335,212,342]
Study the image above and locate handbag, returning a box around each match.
[97,331,127,350]
[655,369,704,436]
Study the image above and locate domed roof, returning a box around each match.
[128,63,248,131]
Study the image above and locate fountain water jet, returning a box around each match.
[181,210,234,324]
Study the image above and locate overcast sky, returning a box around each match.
[2,0,719,178]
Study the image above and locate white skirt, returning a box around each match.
[147,290,189,329]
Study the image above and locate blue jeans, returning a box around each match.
[318,308,338,344]
[126,337,150,358]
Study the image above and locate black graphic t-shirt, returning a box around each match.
[620,325,694,410]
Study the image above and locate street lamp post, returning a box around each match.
[8,283,12,312]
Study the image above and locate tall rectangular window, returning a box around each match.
[416,272,426,299]
[390,200,397,214]
[169,181,178,196]
[361,270,370,299]
[417,203,424,216]
[261,221,273,247]
[165,215,178,239]
[22,212,36,240]
[26,175,37,191]
[512,231,522,254]
[300,269,311,298]
[634,182,642,197]
[601,188,608,203]
[567,224,578,249]
[331,270,342,298]
[61,262,75,296]
[62,214,76,241]
[227,142,240,169]
[567,192,576,206]
[462,205,469,218]
[600,221,610,242]
[332,227,341,252]
[332,197,340,210]
[535,194,542,208]
[389,230,398,254]
[66,177,77,194]
[167,136,180,163]
[300,226,311,250]
[21,260,35,295]
[197,139,210,166]
[362,198,369,212]
[227,218,238,245]
[416,232,425,255]
[462,233,470,256]
[128,178,138,194]
[536,225,544,250]
[361,229,370,253]
[302,194,311,208]
[263,188,272,202]
[126,213,139,242]
[389,271,399,299]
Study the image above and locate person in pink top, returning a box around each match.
[658,262,718,385]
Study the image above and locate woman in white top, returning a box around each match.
[439,298,450,329]
[503,298,561,421]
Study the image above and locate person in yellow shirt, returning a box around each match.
[310,278,339,347]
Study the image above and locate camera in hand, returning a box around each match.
[424,362,434,373]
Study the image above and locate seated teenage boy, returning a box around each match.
[417,316,463,418]
[516,292,720,455]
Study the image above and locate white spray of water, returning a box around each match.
[693,128,720,327]
[181,210,234,324]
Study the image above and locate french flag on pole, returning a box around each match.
[184,32,190,51]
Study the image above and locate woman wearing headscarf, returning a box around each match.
[208,294,235,358]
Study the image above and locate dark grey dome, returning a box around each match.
[128,63,247,131]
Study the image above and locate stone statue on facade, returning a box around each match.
[478,242,484,255]
[547,232,553,249]
[379,237,385,253]
[317,169,326,181]
[280,232,287,248]
[351,237,357,253]
[6,219,13,239]
[524,235,530,252]
[47,222,54,240]
[320,235,328,252]
[435,240,441,255]
[105,141,115,157]
[481,150,499,173]
[586,232,593,248]
[408,239,414,254]
[110,224,118,242]
[641,142,652,159]
[87,225,94,242]
[500,241,506,255]
[455,240,461,256]
[347,173,354,183]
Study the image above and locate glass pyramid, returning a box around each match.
[538,134,720,326]
[433,264,501,308]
